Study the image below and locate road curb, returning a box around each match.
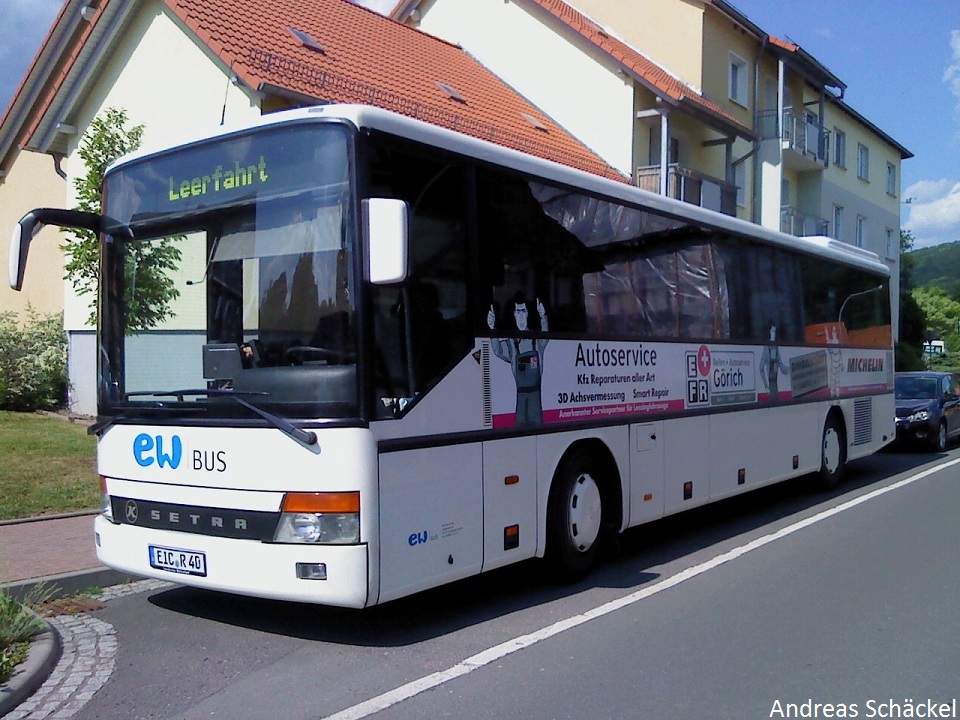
[3,567,136,603]
[0,619,62,718]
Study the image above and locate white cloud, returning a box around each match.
[946,29,960,112]
[904,179,960,248]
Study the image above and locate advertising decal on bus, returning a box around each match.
[488,337,890,428]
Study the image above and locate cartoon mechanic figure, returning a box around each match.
[760,321,789,402]
[488,294,549,426]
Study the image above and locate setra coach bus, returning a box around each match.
[9,104,894,607]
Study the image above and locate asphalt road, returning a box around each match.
[75,448,960,720]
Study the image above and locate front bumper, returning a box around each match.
[94,516,371,608]
[895,418,937,445]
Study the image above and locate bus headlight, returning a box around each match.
[274,512,360,544]
[273,492,360,544]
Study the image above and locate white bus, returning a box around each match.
[9,104,894,607]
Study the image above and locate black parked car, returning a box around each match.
[894,371,960,451]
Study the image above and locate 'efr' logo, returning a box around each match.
[133,433,183,469]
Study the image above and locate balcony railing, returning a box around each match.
[635,163,737,216]
[781,206,829,237]
[758,108,831,167]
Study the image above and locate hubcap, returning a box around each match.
[568,473,602,553]
[823,428,841,474]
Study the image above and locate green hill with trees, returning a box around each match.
[910,240,960,295]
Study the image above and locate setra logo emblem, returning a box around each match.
[124,500,139,524]
[133,433,183,469]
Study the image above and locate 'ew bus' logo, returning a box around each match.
[133,433,183,469]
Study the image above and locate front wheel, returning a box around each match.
[816,414,846,491]
[545,451,605,581]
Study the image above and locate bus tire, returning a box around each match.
[545,450,605,581]
[816,413,846,491]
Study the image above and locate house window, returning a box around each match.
[833,205,843,241]
[857,143,869,181]
[886,162,897,196]
[856,215,866,248]
[729,53,749,106]
[834,129,846,168]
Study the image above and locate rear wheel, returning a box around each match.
[816,414,846,491]
[545,451,605,581]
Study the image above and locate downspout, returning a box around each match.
[50,152,67,180]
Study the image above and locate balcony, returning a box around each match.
[781,206,829,237]
[635,164,737,216]
[758,108,831,170]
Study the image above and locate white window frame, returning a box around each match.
[834,129,846,168]
[886,162,897,196]
[857,143,869,181]
[728,52,749,107]
[856,214,866,248]
[832,205,843,241]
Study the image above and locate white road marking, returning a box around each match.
[323,457,960,720]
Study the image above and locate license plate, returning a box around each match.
[148,545,207,577]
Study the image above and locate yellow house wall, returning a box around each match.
[567,0,705,89]
[0,151,67,317]
[700,9,757,130]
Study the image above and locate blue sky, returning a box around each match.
[2,0,957,249]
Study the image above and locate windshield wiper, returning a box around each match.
[124,388,264,401]
[122,388,318,448]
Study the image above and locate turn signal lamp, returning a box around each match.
[274,492,360,544]
[99,475,114,522]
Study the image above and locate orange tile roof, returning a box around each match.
[162,0,626,181]
[513,0,752,138]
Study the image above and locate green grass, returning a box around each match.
[0,411,98,521]
[0,640,29,684]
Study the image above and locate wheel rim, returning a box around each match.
[823,427,841,474]
[567,473,602,553]
[939,424,947,450]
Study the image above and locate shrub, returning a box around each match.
[0,309,68,411]
[0,585,50,684]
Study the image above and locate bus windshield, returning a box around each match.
[99,122,358,421]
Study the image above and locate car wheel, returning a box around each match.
[933,421,948,452]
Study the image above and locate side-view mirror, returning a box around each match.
[9,208,101,291]
[362,198,408,285]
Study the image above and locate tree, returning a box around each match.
[62,108,182,331]
[897,230,926,370]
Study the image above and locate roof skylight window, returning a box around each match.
[436,81,467,104]
[521,113,549,131]
[287,27,325,53]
